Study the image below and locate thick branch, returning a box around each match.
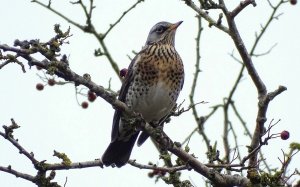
[140,123,251,186]
[225,15,267,96]
[248,85,287,167]
[0,43,131,116]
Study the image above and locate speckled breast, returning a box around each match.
[125,44,184,122]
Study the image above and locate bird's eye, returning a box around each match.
[155,26,166,33]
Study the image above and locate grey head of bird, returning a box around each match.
[145,21,183,46]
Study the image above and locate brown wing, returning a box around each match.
[110,53,139,142]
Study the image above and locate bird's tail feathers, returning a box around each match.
[102,132,139,167]
[137,132,149,146]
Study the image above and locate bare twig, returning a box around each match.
[0,165,35,182]
[188,15,211,150]
[182,0,230,34]
[0,119,39,166]
[71,0,95,27]
[181,105,220,146]
[228,122,242,163]
[31,0,85,30]
[0,58,26,73]
[230,0,257,18]
[215,0,288,172]
[252,43,278,57]
[128,160,190,173]
[250,0,287,56]
[101,0,145,39]
[45,160,103,170]
[230,102,251,138]
[32,0,143,78]
[222,102,231,165]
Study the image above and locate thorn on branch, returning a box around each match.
[2,118,20,138]
[217,13,223,26]
[47,0,51,7]
[94,48,105,56]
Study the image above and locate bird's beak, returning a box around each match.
[169,21,183,30]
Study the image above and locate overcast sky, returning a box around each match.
[1,0,299,186]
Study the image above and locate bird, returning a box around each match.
[101,21,185,167]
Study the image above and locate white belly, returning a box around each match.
[132,81,173,122]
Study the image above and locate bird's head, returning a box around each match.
[145,21,182,46]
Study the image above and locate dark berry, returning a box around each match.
[280,130,290,140]
[48,79,56,86]
[148,172,154,178]
[88,91,97,102]
[119,68,128,78]
[290,0,297,5]
[81,101,89,109]
[36,83,44,91]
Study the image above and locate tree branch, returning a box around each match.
[230,0,257,18]
[101,0,145,39]
[182,0,230,34]
[31,0,144,78]
[0,165,35,182]
[128,160,190,173]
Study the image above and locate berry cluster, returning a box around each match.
[35,65,97,109]
[35,79,56,91]
[81,90,97,109]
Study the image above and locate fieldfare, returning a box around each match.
[102,21,185,167]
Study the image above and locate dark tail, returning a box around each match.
[137,132,149,146]
[101,132,139,167]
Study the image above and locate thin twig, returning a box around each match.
[181,105,220,146]
[128,160,190,173]
[101,0,145,39]
[230,101,251,138]
[252,43,277,57]
[0,122,39,166]
[250,0,286,56]
[32,0,144,78]
[222,103,231,165]
[0,165,35,182]
[228,122,242,163]
[188,15,211,150]
[31,0,85,30]
[182,0,230,34]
